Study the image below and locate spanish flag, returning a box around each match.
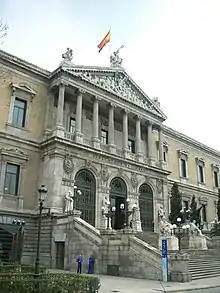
[97,30,110,53]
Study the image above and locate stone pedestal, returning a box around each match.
[189,236,208,250]
[91,137,100,149]
[170,252,192,282]
[52,127,64,138]
[75,131,83,143]
[158,236,178,251]
[132,220,142,232]
[108,144,116,154]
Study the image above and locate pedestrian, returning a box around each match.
[87,256,95,274]
[77,254,83,274]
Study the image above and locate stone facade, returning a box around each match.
[0,48,218,232]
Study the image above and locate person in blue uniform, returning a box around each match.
[77,254,83,274]
[87,256,95,274]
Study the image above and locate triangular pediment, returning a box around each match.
[11,83,36,96]
[62,66,167,120]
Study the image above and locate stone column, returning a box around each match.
[91,96,100,149]
[75,89,84,143]
[147,121,154,165]
[56,84,65,129]
[108,103,116,154]
[122,110,129,158]
[135,115,143,161]
[44,92,53,135]
[158,126,164,168]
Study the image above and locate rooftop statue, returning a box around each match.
[110,45,124,68]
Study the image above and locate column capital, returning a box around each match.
[78,88,86,94]
[107,102,117,109]
[134,114,142,121]
[121,109,129,115]
[146,120,154,127]
[92,95,101,102]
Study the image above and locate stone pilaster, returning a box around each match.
[56,84,65,128]
[122,110,129,158]
[147,121,154,165]
[75,89,84,143]
[108,103,116,154]
[135,115,143,162]
[91,96,100,149]
[158,126,164,168]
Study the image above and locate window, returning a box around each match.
[12,98,27,127]
[163,150,167,162]
[183,200,189,210]
[128,139,135,153]
[202,204,207,222]
[198,165,204,183]
[4,163,20,195]
[69,118,75,133]
[214,170,219,188]
[180,158,187,178]
[101,130,108,144]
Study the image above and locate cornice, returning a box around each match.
[0,49,50,78]
[168,178,218,198]
[164,125,220,161]
[0,131,39,149]
[40,135,171,177]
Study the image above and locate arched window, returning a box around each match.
[139,184,154,231]
[110,177,127,198]
[75,169,96,226]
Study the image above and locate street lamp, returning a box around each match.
[72,184,82,210]
[120,199,135,228]
[180,207,191,223]
[12,219,25,262]
[172,217,190,251]
[101,201,116,229]
[34,184,48,276]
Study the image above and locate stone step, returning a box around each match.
[190,270,220,280]
[189,265,220,272]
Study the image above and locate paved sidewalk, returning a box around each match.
[49,270,220,292]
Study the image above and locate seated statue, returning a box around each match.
[190,221,203,237]
[158,207,173,237]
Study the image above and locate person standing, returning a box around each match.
[77,254,83,274]
[87,256,95,274]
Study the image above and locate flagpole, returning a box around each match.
[109,29,112,63]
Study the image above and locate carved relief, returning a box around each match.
[69,70,162,116]
[99,165,109,183]
[156,179,163,194]
[199,196,208,205]
[0,147,28,160]
[145,176,153,186]
[63,155,74,175]
[131,173,138,189]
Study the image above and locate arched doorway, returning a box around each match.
[139,184,154,231]
[75,169,96,226]
[109,177,127,230]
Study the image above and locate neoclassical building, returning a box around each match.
[0,47,218,234]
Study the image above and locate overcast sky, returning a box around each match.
[1,0,220,150]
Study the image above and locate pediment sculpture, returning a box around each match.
[110,45,124,68]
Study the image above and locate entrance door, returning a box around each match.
[139,184,154,231]
[55,242,65,269]
[110,177,127,230]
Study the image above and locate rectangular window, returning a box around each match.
[4,163,20,195]
[202,204,207,222]
[183,200,189,210]
[198,165,204,183]
[12,98,27,127]
[128,139,135,154]
[101,130,108,144]
[69,118,75,133]
[163,151,167,162]
[214,170,219,188]
[180,158,187,178]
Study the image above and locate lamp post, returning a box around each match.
[180,207,191,223]
[120,199,136,228]
[101,202,116,229]
[72,184,82,210]
[34,184,48,276]
[12,219,25,262]
[172,217,190,251]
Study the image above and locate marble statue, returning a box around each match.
[190,221,203,237]
[158,207,173,237]
[158,206,165,219]
[110,45,124,68]
[62,48,73,62]
[64,189,74,213]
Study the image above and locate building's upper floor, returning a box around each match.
[0,48,220,194]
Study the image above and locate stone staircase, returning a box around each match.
[136,231,159,248]
[188,249,220,280]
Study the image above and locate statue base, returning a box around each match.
[132,220,142,232]
[159,235,179,251]
[189,236,208,250]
